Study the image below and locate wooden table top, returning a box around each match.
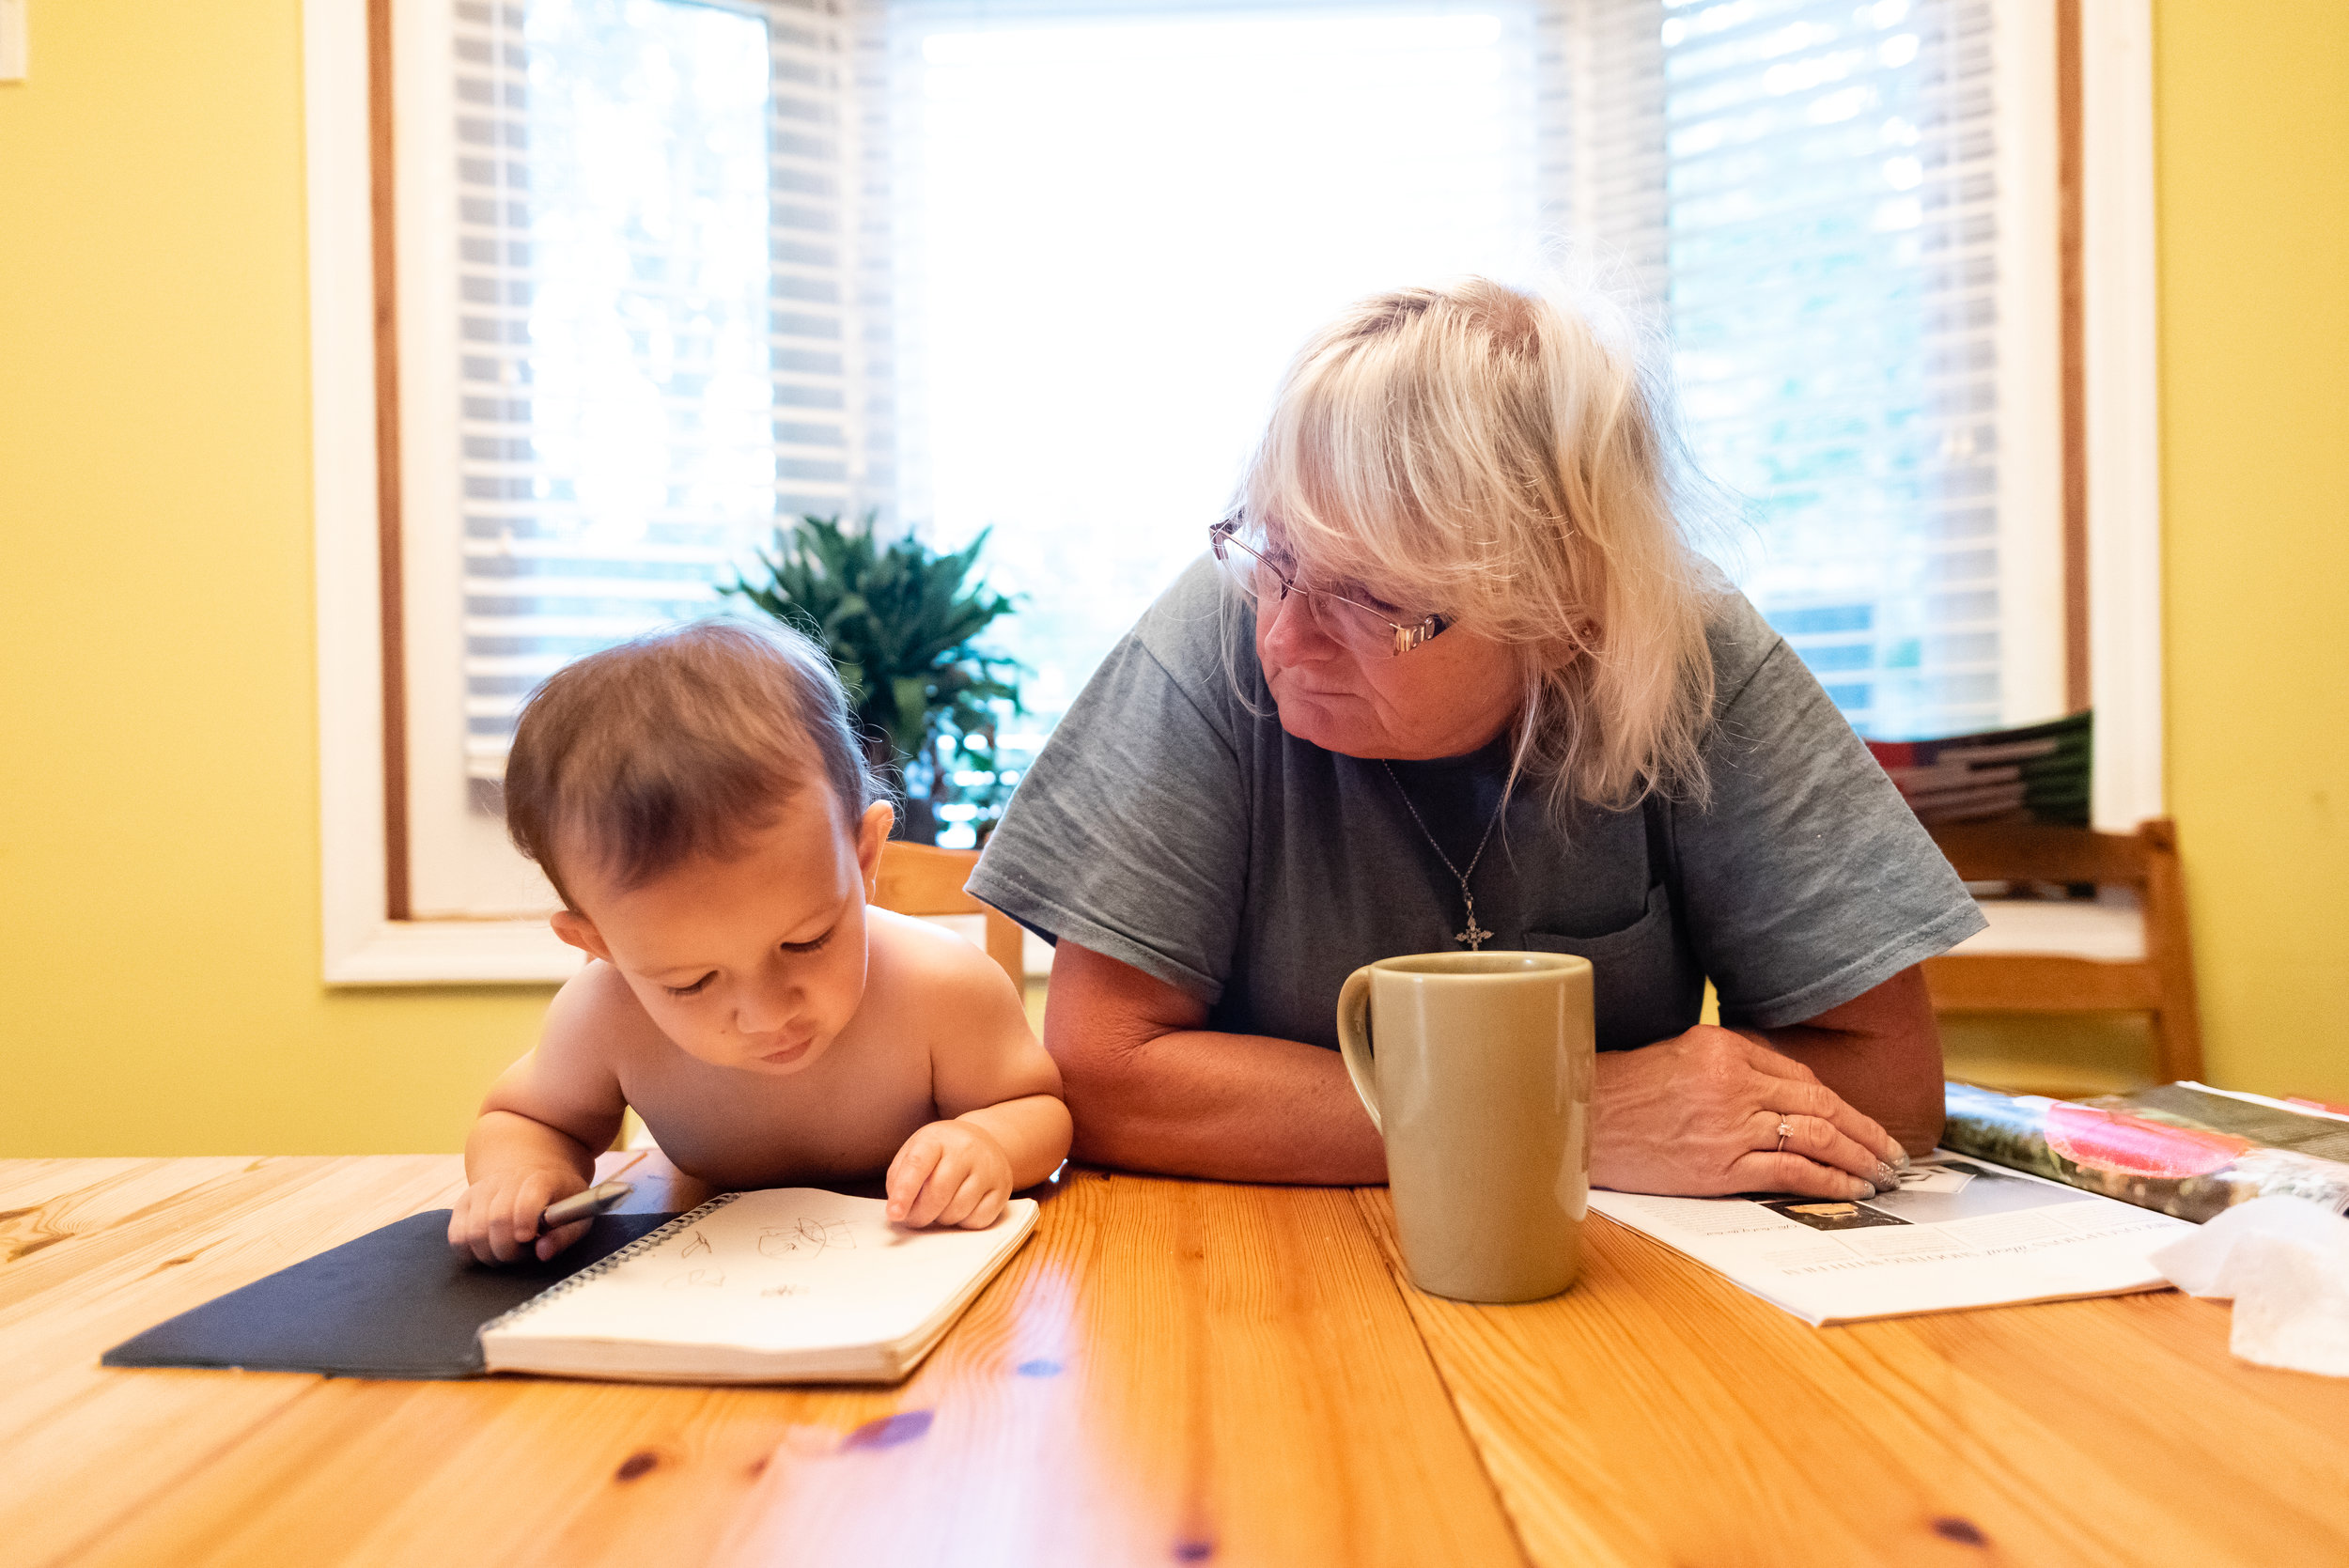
[4,1153,2345,1567]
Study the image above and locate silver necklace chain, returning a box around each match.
[1380,759,1507,952]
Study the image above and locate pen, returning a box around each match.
[535,1181,634,1235]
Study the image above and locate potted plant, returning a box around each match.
[724,514,1022,845]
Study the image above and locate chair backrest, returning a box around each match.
[1921,817,2202,1081]
[873,841,1026,987]
[1926,821,2152,889]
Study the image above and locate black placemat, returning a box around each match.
[101,1208,680,1379]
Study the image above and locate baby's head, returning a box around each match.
[505,618,895,1075]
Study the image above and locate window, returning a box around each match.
[881,1,1549,724]
[881,0,2060,743]
[1652,0,2063,738]
[310,0,2162,982]
[397,0,879,920]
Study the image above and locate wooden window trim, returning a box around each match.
[2058,0,2091,715]
[368,0,412,922]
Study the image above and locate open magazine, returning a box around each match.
[1942,1080,2349,1222]
[1589,1155,2191,1326]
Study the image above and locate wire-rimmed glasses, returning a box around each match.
[1209,515,1449,658]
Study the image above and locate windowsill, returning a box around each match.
[326,919,582,986]
[328,899,2125,986]
[324,912,1060,986]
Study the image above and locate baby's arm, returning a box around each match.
[449,967,632,1264]
[887,939,1071,1229]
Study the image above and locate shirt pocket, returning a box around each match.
[1524,881,1705,1052]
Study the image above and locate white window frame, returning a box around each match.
[313,0,580,983]
[1992,0,2069,732]
[310,0,2166,985]
[2077,0,2165,831]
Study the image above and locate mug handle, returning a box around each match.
[1334,965,1382,1134]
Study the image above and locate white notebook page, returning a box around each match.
[486,1188,1035,1357]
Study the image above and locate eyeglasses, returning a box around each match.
[1209,515,1449,658]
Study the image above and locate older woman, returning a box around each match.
[968,278,1984,1201]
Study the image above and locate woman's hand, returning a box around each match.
[1592,1026,1908,1200]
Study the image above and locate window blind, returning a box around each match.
[429,0,2028,813]
[1550,0,1668,306]
[1632,0,2009,737]
[447,0,879,784]
[870,0,2022,746]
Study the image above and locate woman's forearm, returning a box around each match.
[1065,1025,1388,1183]
[1044,940,1386,1183]
[1047,942,1944,1183]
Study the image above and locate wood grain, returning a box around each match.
[19,1157,2345,1568]
[2056,0,2090,714]
[874,841,1027,986]
[711,1170,1522,1568]
[0,1156,460,1566]
[1923,953,2160,1011]
[366,0,410,918]
[2140,825,2206,1081]
[1361,1189,2349,1568]
[1928,823,2151,888]
[1924,819,2205,1080]
[3,1160,1517,1568]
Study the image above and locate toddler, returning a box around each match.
[449,619,1070,1263]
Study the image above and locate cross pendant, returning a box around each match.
[1455,909,1493,952]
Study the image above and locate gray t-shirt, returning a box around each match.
[970,559,1985,1052]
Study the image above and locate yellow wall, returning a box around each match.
[2,2,2343,1155]
[2156,0,2349,1102]
[0,1,554,1157]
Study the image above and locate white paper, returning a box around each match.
[1589,1153,2194,1325]
[2152,1195,2349,1377]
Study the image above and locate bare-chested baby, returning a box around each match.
[448,619,1070,1265]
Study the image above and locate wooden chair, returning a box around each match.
[1921,817,2202,1082]
[874,841,1026,988]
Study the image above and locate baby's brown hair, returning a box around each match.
[504,618,883,910]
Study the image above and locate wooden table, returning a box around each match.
[5,1154,2345,1567]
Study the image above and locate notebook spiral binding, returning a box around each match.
[477,1190,742,1336]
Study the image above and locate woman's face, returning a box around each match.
[1253,569,1526,761]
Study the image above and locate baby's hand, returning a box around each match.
[448,1166,588,1265]
[887,1119,1013,1229]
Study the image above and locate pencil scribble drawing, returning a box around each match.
[677,1230,712,1259]
[757,1218,855,1259]
[664,1267,726,1289]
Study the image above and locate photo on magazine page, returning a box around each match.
[1760,1157,2099,1234]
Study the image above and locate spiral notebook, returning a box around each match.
[479,1188,1039,1383]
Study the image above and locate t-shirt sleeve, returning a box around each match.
[967,602,1248,1004]
[1675,609,1988,1030]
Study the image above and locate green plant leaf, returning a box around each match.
[722,513,1026,839]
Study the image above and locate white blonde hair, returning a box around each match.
[1235,275,1719,815]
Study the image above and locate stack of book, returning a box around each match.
[1864,710,2092,828]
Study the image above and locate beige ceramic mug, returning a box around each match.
[1336,951,1595,1303]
